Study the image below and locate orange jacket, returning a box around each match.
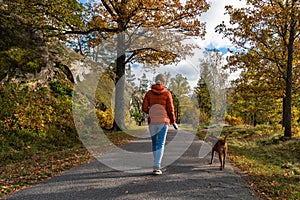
[142,84,176,124]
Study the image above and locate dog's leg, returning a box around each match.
[219,152,223,170]
[222,155,225,169]
[209,149,214,164]
[223,148,227,169]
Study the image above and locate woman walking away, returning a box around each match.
[142,74,178,175]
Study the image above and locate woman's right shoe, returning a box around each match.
[153,169,162,175]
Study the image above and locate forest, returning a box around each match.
[0,0,299,199]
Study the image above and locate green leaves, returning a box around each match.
[2,0,85,37]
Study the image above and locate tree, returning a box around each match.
[169,74,191,100]
[2,0,85,39]
[168,74,191,123]
[126,64,136,89]
[196,50,228,123]
[228,71,282,126]
[216,0,300,138]
[0,0,85,81]
[130,90,145,126]
[129,72,148,126]
[137,73,149,95]
[85,0,209,130]
[194,77,211,123]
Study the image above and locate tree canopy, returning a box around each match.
[0,0,85,81]
[216,0,300,138]
[81,0,209,130]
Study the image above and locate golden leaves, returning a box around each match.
[81,0,211,67]
[220,0,300,97]
[89,0,209,35]
[89,15,109,30]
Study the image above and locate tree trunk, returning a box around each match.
[283,13,296,139]
[113,32,126,131]
[253,112,257,127]
[284,65,292,138]
[282,97,286,128]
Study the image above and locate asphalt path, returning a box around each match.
[6,129,258,200]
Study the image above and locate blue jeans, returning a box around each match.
[149,124,168,169]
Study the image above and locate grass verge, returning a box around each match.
[0,144,92,198]
[223,125,300,200]
[0,130,135,198]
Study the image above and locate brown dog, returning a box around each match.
[209,133,230,170]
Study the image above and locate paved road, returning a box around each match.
[6,129,258,200]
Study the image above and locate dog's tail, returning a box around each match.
[224,133,230,142]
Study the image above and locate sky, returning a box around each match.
[77,0,247,89]
[200,0,242,49]
[132,0,248,89]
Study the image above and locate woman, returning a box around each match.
[142,74,177,175]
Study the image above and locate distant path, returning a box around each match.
[6,129,258,200]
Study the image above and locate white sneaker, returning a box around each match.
[153,169,162,175]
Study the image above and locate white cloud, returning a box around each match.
[131,47,204,90]
[199,0,247,49]
[131,0,248,89]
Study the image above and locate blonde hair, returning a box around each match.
[155,74,166,85]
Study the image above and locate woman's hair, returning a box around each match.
[155,74,166,85]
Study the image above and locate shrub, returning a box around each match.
[49,81,73,96]
[292,126,300,138]
[225,115,243,126]
[95,108,114,130]
[0,82,79,150]
[131,110,145,126]
[196,129,206,140]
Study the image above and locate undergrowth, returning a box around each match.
[224,125,300,200]
[0,82,135,198]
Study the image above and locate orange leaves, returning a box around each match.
[222,1,299,131]
[82,0,211,71]
[89,0,209,36]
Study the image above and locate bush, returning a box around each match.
[0,82,79,150]
[95,108,114,130]
[49,81,73,96]
[196,129,206,140]
[225,115,243,126]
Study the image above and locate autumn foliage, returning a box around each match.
[0,82,78,149]
[217,0,299,138]
[225,115,243,126]
[95,108,114,130]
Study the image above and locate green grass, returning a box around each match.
[224,125,300,200]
